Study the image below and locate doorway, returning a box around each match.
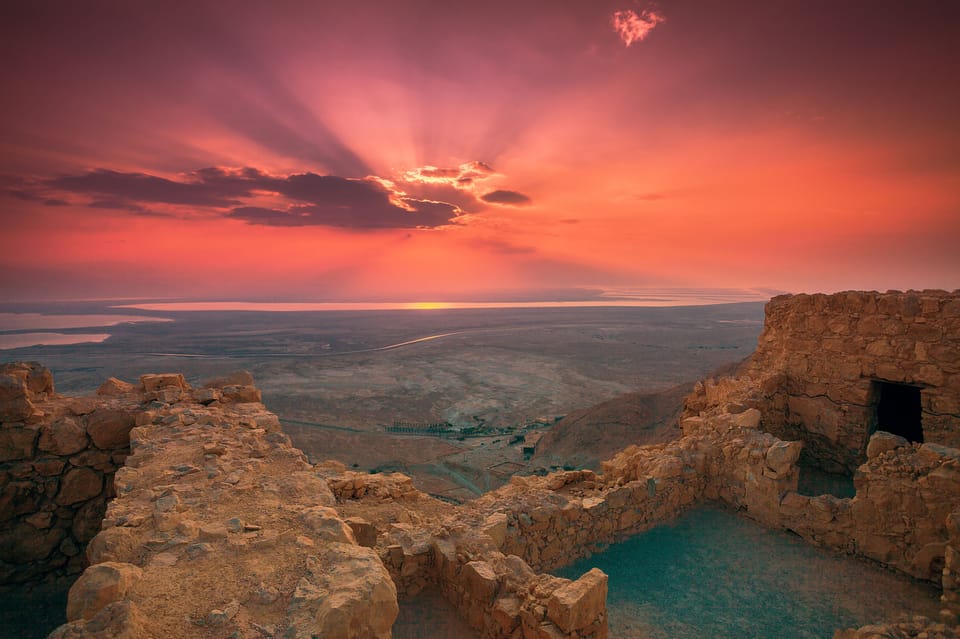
[874,381,923,443]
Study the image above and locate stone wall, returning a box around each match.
[26,367,608,639]
[5,317,958,639]
[0,362,134,584]
[683,377,960,587]
[686,290,960,473]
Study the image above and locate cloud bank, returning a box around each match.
[8,162,533,230]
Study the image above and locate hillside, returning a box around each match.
[535,361,745,470]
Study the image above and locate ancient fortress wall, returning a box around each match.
[729,290,960,473]
[2,290,958,638]
[0,362,135,584]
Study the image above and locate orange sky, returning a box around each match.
[1,1,958,302]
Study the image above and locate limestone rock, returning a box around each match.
[300,507,356,544]
[766,440,802,474]
[732,407,762,429]
[220,385,262,403]
[0,373,34,423]
[39,417,89,456]
[96,378,134,397]
[139,373,188,392]
[866,431,909,460]
[482,512,508,549]
[66,561,143,621]
[287,544,398,639]
[546,567,608,632]
[1,361,54,397]
[0,423,39,461]
[57,467,103,505]
[462,560,499,602]
[49,600,146,639]
[86,409,136,449]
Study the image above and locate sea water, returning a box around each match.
[555,505,942,639]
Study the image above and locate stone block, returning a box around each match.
[38,417,88,456]
[461,560,499,602]
[56,468,103,505]
[139,373,189,392]
[546,567,607,632]
[0,424,39,461]
[482,512,508,549]
[96,377,134,396]
[866,431,908,460]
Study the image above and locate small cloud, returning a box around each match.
[480,190,532,206]
[611,7,665,47]
[559,218,580,224]
[402,161,496,189]
[634,192,666,201]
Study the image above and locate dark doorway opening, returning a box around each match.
[875,381,923,443]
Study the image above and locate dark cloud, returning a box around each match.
[46,169,250,207]
[480,189,532,206]
[229,197,458,229]
[29,166,463,229]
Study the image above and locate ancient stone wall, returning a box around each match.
[681,374,960,592]
[686,290,960,474]
[0,363,135,584]
[28,367,608,639]
[8,342,958,638]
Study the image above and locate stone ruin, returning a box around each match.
[0,289,958,638]
[694,290,960,474]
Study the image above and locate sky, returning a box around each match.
[1,0,958,302]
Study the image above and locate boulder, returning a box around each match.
[38,417,89,456]
[86,409,136,449]
[66,562,143,621]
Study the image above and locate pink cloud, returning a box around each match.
[611,7,666,47]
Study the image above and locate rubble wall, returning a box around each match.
[0,363,134,584]
[741,291,959,473]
